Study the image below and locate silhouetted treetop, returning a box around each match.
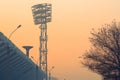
[82,21,120,80]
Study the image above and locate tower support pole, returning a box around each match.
[39,24,48,80]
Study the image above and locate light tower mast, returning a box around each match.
[32,3,52,80]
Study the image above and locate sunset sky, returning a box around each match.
[1,0,120,80]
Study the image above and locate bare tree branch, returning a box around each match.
[82,21,120,80]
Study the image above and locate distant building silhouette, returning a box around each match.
[0,32,45,80]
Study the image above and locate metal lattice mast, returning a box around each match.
[40,23,48,74]
[32,3,52,80]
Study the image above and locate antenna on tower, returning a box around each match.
[32,3,52,80]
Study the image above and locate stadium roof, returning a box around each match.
[0,32,45,80]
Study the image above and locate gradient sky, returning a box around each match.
[1,0,120,80]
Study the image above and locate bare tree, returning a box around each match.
[82,21,120,80]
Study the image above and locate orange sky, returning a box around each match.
[1,0,120,80]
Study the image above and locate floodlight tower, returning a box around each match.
[32,3,52,80]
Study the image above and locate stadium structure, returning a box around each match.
[0,32,45,80]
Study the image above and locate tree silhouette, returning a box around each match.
[82,21,120,80]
